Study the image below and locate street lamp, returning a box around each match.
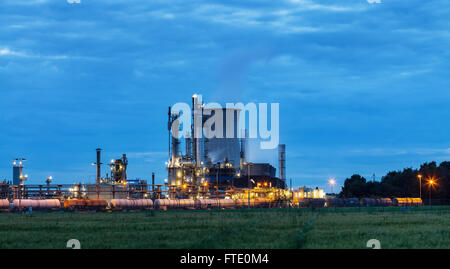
[329,178,336,194]
[427,178,436,206]
[417,174,422,200]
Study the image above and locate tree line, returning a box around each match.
[339,161,450,200]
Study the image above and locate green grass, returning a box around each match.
[0,207,449,249]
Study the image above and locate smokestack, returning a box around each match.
[96,148,102,184]
[152,172,155,192]
[278,144,286,182]
[192,94,202,166]
[185,133,192,157]
[239,134,245,171]
[122,154,128,182]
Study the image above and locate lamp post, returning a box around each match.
[417,174,422,200]
[428,179,436,206]
[329,178,336,194]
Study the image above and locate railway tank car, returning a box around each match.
[64,199,108,211]
[0,200,10,211]
[110,199,154,210]
[12,199,61,210]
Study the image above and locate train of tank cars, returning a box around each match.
[0,197,423,212]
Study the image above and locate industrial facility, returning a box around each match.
[0,94,423,212]
[166,94,287,197]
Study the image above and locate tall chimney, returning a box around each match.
[278,144,286,182]
[152,172,155,192]
[122,154,128,182]
[96,148,102,184]
[185,133,192,158]
[192,94,202,166]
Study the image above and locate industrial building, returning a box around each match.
[166,94,287,198]
[0,93,366,211]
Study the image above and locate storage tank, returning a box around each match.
[254,198,271,208]
[111,199,153,210]
[0,200,9,210]
[360,198,377,207]
[195,199,219,209]
[326,198,345,207]
[64,199,84,208]
[411,198,423,206]
[376,198,392,207]
[154,199,195,209]
[13,199,61,210]
[219,199,236,209]
[64,199,107,210]
[85,199,108,208]
[343,198,360,207]
[393,198,422,207]
[298,198,326,208]
[235,199,256,208]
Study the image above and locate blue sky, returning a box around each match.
[1,0,449,192]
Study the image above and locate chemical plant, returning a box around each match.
[0,94,423,212]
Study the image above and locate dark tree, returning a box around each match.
[338,161,450,203]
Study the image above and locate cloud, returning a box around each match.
[0,47,96,60]
[346,148,450,157]
[0,48,25,57]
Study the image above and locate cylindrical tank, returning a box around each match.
[64,199,85,208]
[297,198,311,208]
[86,199,108,208]
[326,198,344,207]
[297,198,325,208]
[395,198,422,207]
[376,198,392,207]
[219,199,236,209]
[13,199,61,210]
[343,198,360,207]
[411,198,423,206]
[0,200,9,209]
[154,199,195,209]
[254,198,271,208]
[360,198,377,207]
[111,199,154,209]
[195,199,220,209]
[235,199,255,208]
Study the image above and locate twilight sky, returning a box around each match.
[0,0,449,192]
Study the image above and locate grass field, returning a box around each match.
[0,207,449,249]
